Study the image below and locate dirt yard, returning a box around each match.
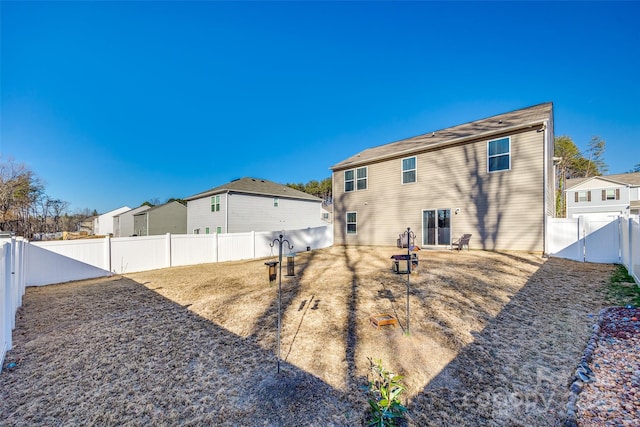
[0,246,617,426]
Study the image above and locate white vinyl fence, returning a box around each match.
[548,215,639,283]
[1,238,27,368]
[1,226,332,367]
[27,225,333,286]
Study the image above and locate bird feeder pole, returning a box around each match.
[269,233,293,373]
[401,227,416,335]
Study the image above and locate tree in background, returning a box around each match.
[629,164,640,173]
[582,136,608,177]
[0,158,93,238]
[554,135,608,217]
[286,177,332,204]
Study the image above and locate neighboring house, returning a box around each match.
[77,217,95,234]
[185,177,324,234]
[565,172,640,219]
[113,205,151,237]
[133,201,187,236]
[321,202,333,224]
[93,206,131,236]
[330,103,555,253]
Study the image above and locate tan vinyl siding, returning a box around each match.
[333,128,545,251]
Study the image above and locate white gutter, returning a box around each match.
[225,192,229,233]
[331,121,548,170]
[543,119,550,256]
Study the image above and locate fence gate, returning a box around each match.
[583,217,620,263]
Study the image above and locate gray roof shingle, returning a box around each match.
[331,102,553,170]
[566,172,640,189]
[185,177,321,202]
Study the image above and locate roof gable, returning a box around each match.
[134,200,186,215]
[566,172,640,190]
[331,103,552,170]
[185,177,321,202]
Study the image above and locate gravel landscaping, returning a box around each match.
[0,246,629,426]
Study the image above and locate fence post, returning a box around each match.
[166,233,172,268]
[578,216,586,263]
[629,217,634,279]
[214,232,218,263]
[104,235,112,272]
[4,243,12,352]
[251,231,256,260]
[10,238,17,329]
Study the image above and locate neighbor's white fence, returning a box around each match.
[1,238,27,368]
[1,225,332,367]
[27,225,333,286]
[548,215,639,283]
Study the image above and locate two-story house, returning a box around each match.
[132,201,187,236]
[113,205,151,237]
[185,177,325,234]
[330,103,555,253]
[93,206,131,236]
[565,172,640,219]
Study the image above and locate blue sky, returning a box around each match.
[2,1,639,214]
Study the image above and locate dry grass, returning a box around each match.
[0,246,616,426]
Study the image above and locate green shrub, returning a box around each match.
[364,358,407,426]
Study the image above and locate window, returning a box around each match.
[356,167,367,190]
[488,137,510,172]
[216,226,222,234]
[346,212,357,234]
[575,191,591,203]
[344,170,354,192]
[402,156,416,184]
[274,197,279,207]
[205,227,210,234]
[193,228,200,234]
[603,189,620,200]
[344,167,367,192]
[211,195,221,212]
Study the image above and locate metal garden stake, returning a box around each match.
[269,233,293,373]
[401,227,415,335]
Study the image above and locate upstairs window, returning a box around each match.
[274,197,279,207]
[402,156,416,184]
[488,137,511,172]
[344,167,368,192]
[575,191,591,203]
[211,195,221,212]
[346,211,357,234]
[356,167,367,190]
[603,189,620,200]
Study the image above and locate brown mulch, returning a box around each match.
[0,247,623,426]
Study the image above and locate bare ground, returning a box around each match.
[0,247,616,426]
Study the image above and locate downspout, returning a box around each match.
[225,192,229,233]
[542,120,550,257]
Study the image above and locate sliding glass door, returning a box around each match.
[422,209,451,246]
